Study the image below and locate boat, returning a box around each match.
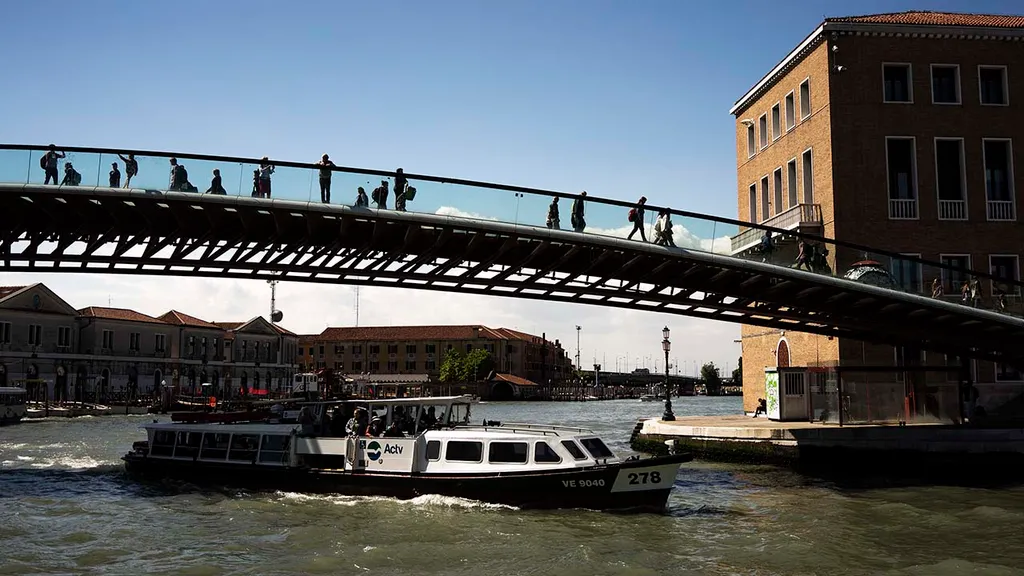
[122,395,690,512]
[1,387,28,425]
[639,394,661,402]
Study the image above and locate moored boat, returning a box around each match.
[123,395,689,512]
[1,387,28,425]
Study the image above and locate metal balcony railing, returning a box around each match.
[731,203,823,254]
[987,200,1015,221]
[888,198,918,220]
[938,199,967,220]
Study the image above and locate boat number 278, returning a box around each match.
[627,471,662,485]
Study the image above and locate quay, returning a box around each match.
[631,415,1024,480]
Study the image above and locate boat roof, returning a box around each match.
[0,387,27,393]
[147,422,300,434]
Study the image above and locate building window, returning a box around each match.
[784,91,795,131]
[369,345,380,354]
[0,322,11,344]
[931,65,960,104]
[317,345,324,356]
[155,333,166,353]
[28,324,42,346]
[939,255,971,294]
[746,124,756,158]
[801,149,813,204]
[405,344,416,354]
[979,66,1008,106]
[935,138,967,220]
[758,114,768,149]
[387,344,398,354]
[369,361,379,371]
[771,103,781,141]
[995,363,1022,382]
[387,360,398,372]
[760,175,770,222]
[891,254,923,294]
[786,159,798,207]
[983,139,1015,221]
[886,137,918,219]
[882,63,912,103]
[773,167,783,214]
[307,346,314,356]
[57,326,71,348]
[102,330,114,350]
[799,79,810,119]
[352,361,362,371]
[425,344,436,354]
[748,183,757,223]
[405,360,416,370]
[425,360,437,370]
[989,255,1020,296]
[465,344,473,353]
[129,332,141,351]
[334,344,344,354]
[352,345,362,354]
[334,362,344,370]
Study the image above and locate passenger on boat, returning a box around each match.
[298,405,315,436]
[344,407,369,436]
[368,416,385,437]
[382,420,404,438]
[419,406,438,430]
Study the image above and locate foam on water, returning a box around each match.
[274,490,519,511]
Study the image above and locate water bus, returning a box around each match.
[123,395,690,512]
[1,387,28,425]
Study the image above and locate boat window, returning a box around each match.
[425,440,441,461]
[200,433,231,460]
[560,440,587,460]
[258,435,290,464]
[445,440,483,463]
[228,434,259,461]
[151,430,175,457]
[488,441,528,464]
[579,438,615,459]
[173,431,202,458]
[534,441,562,464]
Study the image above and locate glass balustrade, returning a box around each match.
[0,143,1019,318]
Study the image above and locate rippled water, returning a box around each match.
[2,398,1024,575]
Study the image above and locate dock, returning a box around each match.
[631,415,1024,479]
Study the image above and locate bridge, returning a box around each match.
[1,144,1022,368]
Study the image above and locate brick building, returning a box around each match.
[298,325,572,385]
[730,11,1024,414]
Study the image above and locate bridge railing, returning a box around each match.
[1,144,1021,317]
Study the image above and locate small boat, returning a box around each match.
[123,395,689,513]
[1,387,28,425]
[639,394,661,402]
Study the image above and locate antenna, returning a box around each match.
[267,279,283,324]
[354,286,360,327]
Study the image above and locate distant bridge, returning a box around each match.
[1,144,1022,369]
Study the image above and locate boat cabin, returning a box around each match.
[135,394,620,476]
[1,386,28,424]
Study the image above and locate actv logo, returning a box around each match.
[366,441,382,461]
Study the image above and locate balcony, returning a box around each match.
[987,200,1015,221]
[888,198,918,220]
[938,199,967,220]
[731,203,823,255]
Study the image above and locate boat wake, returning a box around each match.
[274,490,520,511]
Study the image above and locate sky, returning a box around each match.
[0,0,1018,376]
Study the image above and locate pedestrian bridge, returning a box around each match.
[1,144,1022,368]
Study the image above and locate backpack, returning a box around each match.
[39,154,48,170]
[175,164,188,184]
[69,170,82,186]
[371,187,381,203]
[628,208,637,223]
[405,186,416,201]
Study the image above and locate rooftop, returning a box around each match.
[0,285,27,300]
[730,10,1024,115]
[310,325,529,343]
[77,306,167,324]
[158,310,222,329]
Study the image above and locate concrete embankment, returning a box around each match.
[631,415,1024,480]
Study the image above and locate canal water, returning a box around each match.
[2,398,1023,575]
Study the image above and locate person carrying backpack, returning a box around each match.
[61,163,82,186]
[41,144,65,185]
[168,157,189,191]
[627,196,647,242]
[571,191,587,232]
[372,180,389,209]
[546,197,560,229]
[117,153,138,187]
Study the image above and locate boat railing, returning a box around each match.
[467,422,595,435]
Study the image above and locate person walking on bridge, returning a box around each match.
[117,153,138,187]
[571,191,587,232]
[394,168,409,211]
[42,145,65,185]
[258,157,275,198]
[546,197,560,229]
[627,196,647,242]
[108,162,121,188]
[317,154,336,203]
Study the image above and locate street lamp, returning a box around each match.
[661,326,674,421]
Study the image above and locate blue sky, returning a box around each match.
[0,0,1019,373]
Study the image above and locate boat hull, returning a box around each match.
[123,453,690,513]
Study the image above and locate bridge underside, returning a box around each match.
[2,185,1022,367]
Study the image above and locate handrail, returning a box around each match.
[1,142,1018,290]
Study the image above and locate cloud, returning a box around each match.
[0,271,740,375]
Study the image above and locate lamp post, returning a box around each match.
[662,326,674,421]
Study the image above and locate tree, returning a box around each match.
[732,357,742,387]
[700,362,723,396]
[463,349,496,382]
[439,349,464,384]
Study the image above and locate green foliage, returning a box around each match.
[732,357,742,387]
[439,348,496,383]
[700,362,722,395]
